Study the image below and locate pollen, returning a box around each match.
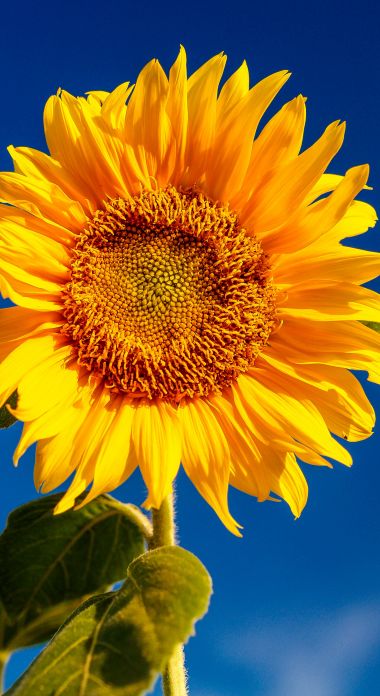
[61,187,277,401]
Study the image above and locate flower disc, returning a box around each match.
[62,187,277,401]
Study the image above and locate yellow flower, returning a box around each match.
[0,48,379,535]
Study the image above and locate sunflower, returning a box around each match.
[0,48,379,535]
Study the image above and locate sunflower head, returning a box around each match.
[0,47,378,534]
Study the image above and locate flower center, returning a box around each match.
[61,187,276,401]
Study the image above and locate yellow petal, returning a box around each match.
[241,121,345,233]
[328,200,378,241]
[14,345,77,421]
[70,93,130,197]
[306,172,343,201]
[101,81,133,131]
[44,93,98,200]
[275,244,380,285]
[242,94,306,199]
[14,399,80,465]
[281,281,380,323]
[45,92,128,202]
[0,306,61,361]
[53,387,111,512]
[125,59,173,185]
[0,204,75,247]
[0,271,62,312]
[265,451,308,518]
[34,403,89,494]
[0,207,72,275]
[182,53,226,185]
[269,318,380,385]
[216,60,249,121]
[167,46,188,183]
[179,398,241,535]
[206,70,290,201]
[234,373,352,466]
[79,396,137,505]
[258,349,375,442]
[0,171,86,232]
[0,335,60,408]
[85,90,110,103]
[210,391,271,501]
[8,145,95,213]
[132,400,181,509]
[263,164,369,254]
[0,257,64,294]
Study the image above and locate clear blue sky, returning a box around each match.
[1,1,380,694]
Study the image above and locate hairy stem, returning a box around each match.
[161,646,187,696]
[149,493,188,696]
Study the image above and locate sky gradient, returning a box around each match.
[1,1,380,694]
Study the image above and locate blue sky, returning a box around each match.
[1,0,380,694]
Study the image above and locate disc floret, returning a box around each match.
[61,187,276,401]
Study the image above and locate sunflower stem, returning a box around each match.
[161,646,187,696]
[149,493,188,696]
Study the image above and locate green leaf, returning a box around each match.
[362,321,380,333]
[5,546,212,696]
[0,391,18,429]
[1,596,98,651]
[0,494,148,650]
